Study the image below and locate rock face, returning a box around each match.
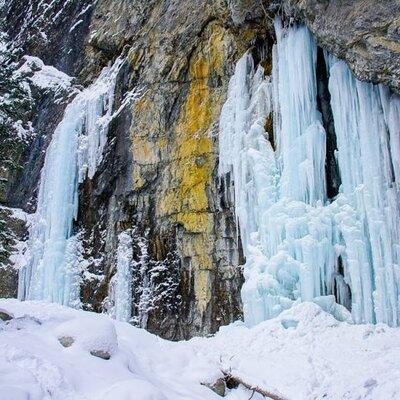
[1,1,92,298]
[77,0,269,339]
[273,0,400,93]
[1,0,400,339]
[0,208,28,298]
[4,0,95,78]
[1,0,95,209]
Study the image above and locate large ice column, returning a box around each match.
[274,20,327,205]
[113,230,133,322]
[18,58,123,306]
[328,57,400,325]
[220,21,336,326]
[219,52,286,324]
[219,52,277,253]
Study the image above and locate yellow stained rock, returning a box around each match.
[194,269,212,313]
[132,137,159,165]
[132,168,147,190]
[133,22,234,316]
[176,212,213,234]
[167,23,228,313]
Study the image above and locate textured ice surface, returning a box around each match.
[111,230,133,322]
[18,59,123,306]
[328,56,400,325]
[219,19,400,326]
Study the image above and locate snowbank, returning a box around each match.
[54,316,118,358]
[0,299,399,399]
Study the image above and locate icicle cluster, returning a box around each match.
[328,57,400,325]
[18,59,123,306]
[219,19,400,327]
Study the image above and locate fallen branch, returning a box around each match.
[221,369,289,400]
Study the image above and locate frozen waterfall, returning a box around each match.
[328,57,400,325]
[18,58,123,306]
[219,19,400,327]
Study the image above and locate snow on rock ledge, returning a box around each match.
[16,56,74,93]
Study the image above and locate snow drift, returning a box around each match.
[0,299,399,400]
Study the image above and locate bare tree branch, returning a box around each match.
[221,369,290,400]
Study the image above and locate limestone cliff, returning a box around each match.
[76,0,268,339]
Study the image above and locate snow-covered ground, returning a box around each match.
[0,299,399,400]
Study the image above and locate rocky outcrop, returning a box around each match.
[0,208,28,298]
[272,0,400,93]
[3,0,95,78]
[77,0,271,339]
[0,0,95,299]
[1,1,96,209]
[71,0,400,339]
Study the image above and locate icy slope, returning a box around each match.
[0,299,399,400]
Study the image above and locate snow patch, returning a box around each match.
[16,56,73,92]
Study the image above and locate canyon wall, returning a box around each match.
[1,0,399,339]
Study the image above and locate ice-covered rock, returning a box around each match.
[0,308,13,321]
[3,316,42,331]
[16,56,74,92]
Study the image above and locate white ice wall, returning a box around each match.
[328,57,400,325]
[220,19,400,327]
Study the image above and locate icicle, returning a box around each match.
[219,52,277,254]
[274,19,327,205]
[18,58,124,306]
[220,20,337,326]
[77,58,123,180]
[113,230,133,322]
[134,231,151,328]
